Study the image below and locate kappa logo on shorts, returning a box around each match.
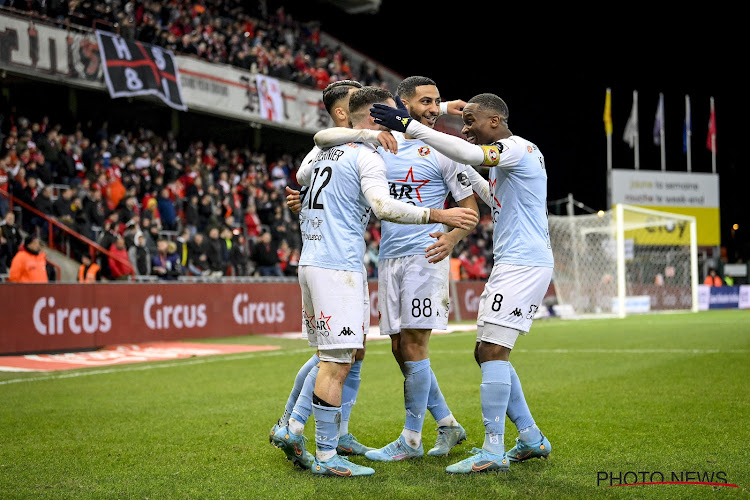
[509,308,523,317]
[339,326,354,336]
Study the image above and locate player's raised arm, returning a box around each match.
[371,98,488,166]
[314,127,398,153]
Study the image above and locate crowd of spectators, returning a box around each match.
[0,111,307,281]
[0,1,495,282]
[1,0,389,90]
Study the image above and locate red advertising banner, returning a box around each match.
[0,281,518,355]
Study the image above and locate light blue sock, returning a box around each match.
[312,402,341,458]
[280,354,319,426]
[426,368,452,423]
[403,359,431,433]
[291,364,319,425]
[507,363,542,442]
[480,360,511,455]
[341,360,362,431]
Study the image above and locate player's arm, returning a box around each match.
[359,150,477,229]
[314,127,398,153]
[439,99,467,116]
[465,167,492,207]
[425,194,479,264]
[295,147,319,186]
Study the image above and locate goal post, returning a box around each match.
[548,203,698,318]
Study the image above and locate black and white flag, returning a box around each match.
[95,30,187,111]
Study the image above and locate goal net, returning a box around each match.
[548,204,698,318]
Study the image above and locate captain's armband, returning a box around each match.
[480,145,501,167]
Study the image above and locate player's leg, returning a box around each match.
[402,256,465,456]
[365,257,423,461]
[337,274,374,456]
[447,264,552,473]
[271,273,318,469]
[505,362,551,462]
[308,268,374,476]
[270,309,319,438]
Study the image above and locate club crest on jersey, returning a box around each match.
[418,146,430,157]
[310,217,323,229]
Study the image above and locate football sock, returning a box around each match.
[401,429,421,449]
[290,364,319,425]
[436,414,459,428]
[312,399,341,461]
[507,363,542,442]
[403,359,431,442]
[480,360,511,455]
[427,368,453,423]
[279,353,319,426]
[288,417,304,436]
[340,359,362,436]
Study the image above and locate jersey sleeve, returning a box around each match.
[295,146,320,186]
[465,167,493,207]
[405,120,485,166]
[314,127,381,148]
[357,147,430,224]
[487,137,526,169]
[436,153,474,202]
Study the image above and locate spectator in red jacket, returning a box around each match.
[108,235,133,280]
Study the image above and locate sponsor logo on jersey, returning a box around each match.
[457,171,471,188]
[395,166,430,203]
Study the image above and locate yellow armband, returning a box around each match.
[480,145,501,166]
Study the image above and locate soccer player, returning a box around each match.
[295,86,478,476]
[312,76,491,462]
[370,93,554,473]
[270,80,394,469]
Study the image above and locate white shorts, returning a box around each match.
[378,255,450,335]
[299,265,366,351]
[476,263,553,340]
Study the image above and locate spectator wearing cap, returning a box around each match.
[8,235,48,283]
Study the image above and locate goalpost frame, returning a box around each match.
[614,203,699,318]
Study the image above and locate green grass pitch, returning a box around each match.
[1,310,749,499]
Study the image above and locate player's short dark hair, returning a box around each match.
[322,79,363,114]
[348,86,394,115]
[396,76,437,99]
[468,93,510,121]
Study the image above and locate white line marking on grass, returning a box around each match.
[363,348,750,355]
[0,348,312,386]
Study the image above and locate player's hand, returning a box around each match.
[376,131,398,153]
[285,186,301,214]
[425,231,458,264]
[430,207,478,230]
[446,99,467,116]
[370,94,411,133]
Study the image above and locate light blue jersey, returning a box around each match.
[488,136,554,268]
[298,143,383,272]
[379,133,474,259]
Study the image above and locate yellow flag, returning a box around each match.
[603,88,613,136]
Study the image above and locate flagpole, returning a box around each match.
[604,88,613,208]
[685,94,692,172]
[710,96,716,173]
[659,93,666,171]
[634,90,640,170]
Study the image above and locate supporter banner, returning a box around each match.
[0,281,495,355]
[176,56,328,133]
[611,169,720,246]
[0,12,103,85]
[95,30,186,111]
[697,284,741,310]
